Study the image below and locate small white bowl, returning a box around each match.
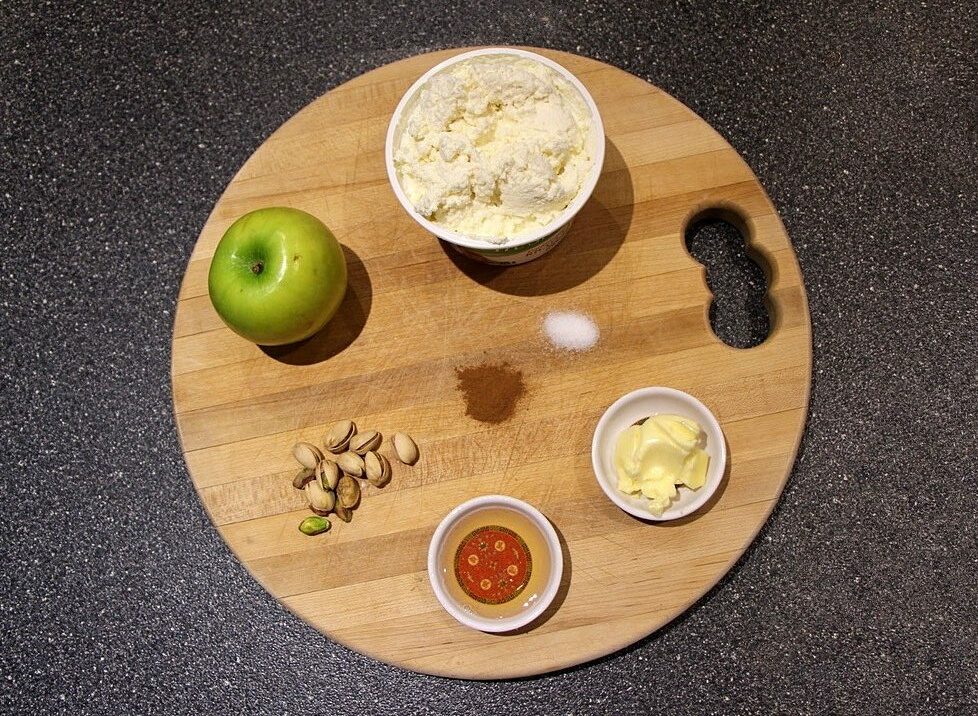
[385,47,606,265]
[591,387,727,521]
[427,495,563,633]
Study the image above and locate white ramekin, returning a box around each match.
[427,494,563,632]
[385,48,606,265]
[591,387,728,521]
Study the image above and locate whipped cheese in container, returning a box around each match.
[386,48,605,265]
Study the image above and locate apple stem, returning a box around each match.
[251,261,264,275]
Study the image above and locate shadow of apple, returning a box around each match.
[260,244,372,366]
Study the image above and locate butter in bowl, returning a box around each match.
[591,387,727,521]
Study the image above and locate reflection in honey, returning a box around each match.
[438,507,551,621]
[453,525,532,605]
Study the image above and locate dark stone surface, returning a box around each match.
[2,1,975,713]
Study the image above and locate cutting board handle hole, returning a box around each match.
[684,212,771,348]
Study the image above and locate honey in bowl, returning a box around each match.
[436,505,553,621]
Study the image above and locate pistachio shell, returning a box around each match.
[305,480,336,513]
[336,451,364,477]
[391,432,419,465]
[365,451,391,488]
[291,468,315,490]
[292,441,324,469]
[337,475,361,509]
[323,420,356,453]
[333,502,353,523]
[349,430,382,456]
[315,459,340,491]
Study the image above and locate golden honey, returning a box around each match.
[436,506,552,621]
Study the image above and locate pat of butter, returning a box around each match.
[613,414,710,516]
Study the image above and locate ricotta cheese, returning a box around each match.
[393,55,594,243]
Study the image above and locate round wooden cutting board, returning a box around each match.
[171,47,811,679]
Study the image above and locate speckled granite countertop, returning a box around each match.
[2,1,976,713]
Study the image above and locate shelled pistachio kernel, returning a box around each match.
[391,432,419,465]
[365,451,391,487]
[299,515,331,536]
[323,420,356,453]
[292,441,324,469]
[350,430,382,456]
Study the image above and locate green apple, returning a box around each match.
[207,207,347,346]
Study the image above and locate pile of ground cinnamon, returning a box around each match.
[454,362,526,424]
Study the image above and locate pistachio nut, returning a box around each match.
[333,502,353,523]
[391,432,419,465]
[336,451,364,477]
[291,467,315,490]
[298,515,331,536]
[364,451,391,488]
[292,441,324,470]
[349,430,382,456]
[337,474,361,509]
[316,459,340,491]
[323,420,356,453]
[305,479,336,513]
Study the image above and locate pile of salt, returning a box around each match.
[542,311,600,352]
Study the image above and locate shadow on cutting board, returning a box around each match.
[260,245,372,366]
[442,138,634,296]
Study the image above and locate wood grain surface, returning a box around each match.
[171,47,812,679]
